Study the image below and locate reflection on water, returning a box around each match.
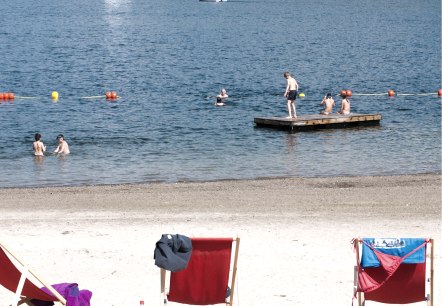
[285,133,296,154]
[104,0,131,28]
[56,154,68,161]
[55,154,70,175]
[33,156,45,172]
[104,0,130,9]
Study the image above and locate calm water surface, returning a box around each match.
[0,0,440,187]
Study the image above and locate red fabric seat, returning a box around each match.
[353,238,432,305]
[0,246,58,302]
[364,262,426,304]
[168,238,233,305]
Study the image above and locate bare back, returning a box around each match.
[342,98,350,112]
[339,98,351,114]
[322,97,335,113]
[286,76,298,91]
[33,141,46,156]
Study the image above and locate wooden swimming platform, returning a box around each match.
[254,113,382,131]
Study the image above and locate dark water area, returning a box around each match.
[0,0,440,187]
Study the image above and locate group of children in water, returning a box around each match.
[33,133,70,156]
[215,71,351,118]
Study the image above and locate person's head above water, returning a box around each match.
[35,133,42,141]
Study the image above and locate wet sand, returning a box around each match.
[0,174,440,305]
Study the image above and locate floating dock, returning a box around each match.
[254,113,382,131]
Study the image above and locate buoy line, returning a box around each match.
[1,89,441,102]
[329,89,442,98]
[81,96,106,99]
[14,96,37,99]
[351,93,388,96]
[0,91,120,101]
[396,93,438,96]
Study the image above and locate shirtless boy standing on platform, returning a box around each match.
[283,71,299,118]
[320,93,335,115]
[33,133,46,156]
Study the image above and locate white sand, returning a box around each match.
[0,174,440,306]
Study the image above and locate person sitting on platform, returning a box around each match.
[320,93,335,115]
[337,93,350,115]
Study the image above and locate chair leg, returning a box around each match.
[18,297,35,306]
[14,268,28,306]
[430,239,434,306]
[160,268,167,305]
[18,298,31,305]
[229,238,240,306]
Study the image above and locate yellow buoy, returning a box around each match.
[299,92,305,97]
[51,91,59,100]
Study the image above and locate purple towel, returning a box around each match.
[31,283,92,306]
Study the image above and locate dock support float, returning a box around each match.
[254,113,382,131]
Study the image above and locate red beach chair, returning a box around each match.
[160,237,240,305]
[352,238,434,306]
[0,241,66,305]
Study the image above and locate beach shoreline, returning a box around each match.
[0,173,441,305]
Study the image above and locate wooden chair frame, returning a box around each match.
[160,237,240,306]
[353,238,434,306]
[0,242,66,306]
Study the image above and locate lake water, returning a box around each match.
[0,0,440,188]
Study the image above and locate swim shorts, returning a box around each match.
[287,90,297,100]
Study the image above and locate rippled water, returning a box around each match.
[0,0,440,187]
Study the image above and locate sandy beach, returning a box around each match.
[0,174,440,306]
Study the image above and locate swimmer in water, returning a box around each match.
[33,133,46,156]
[54,134,70,154]
[215,88,228,106]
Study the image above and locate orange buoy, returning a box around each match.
[7,92,14,100]
[388,89,395,97]
[438,89,442,97]
[110,91,117,99]
[346,90,352,97]
[0,93,4,100]
[105,91,112,99]
[340,90,347,97]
